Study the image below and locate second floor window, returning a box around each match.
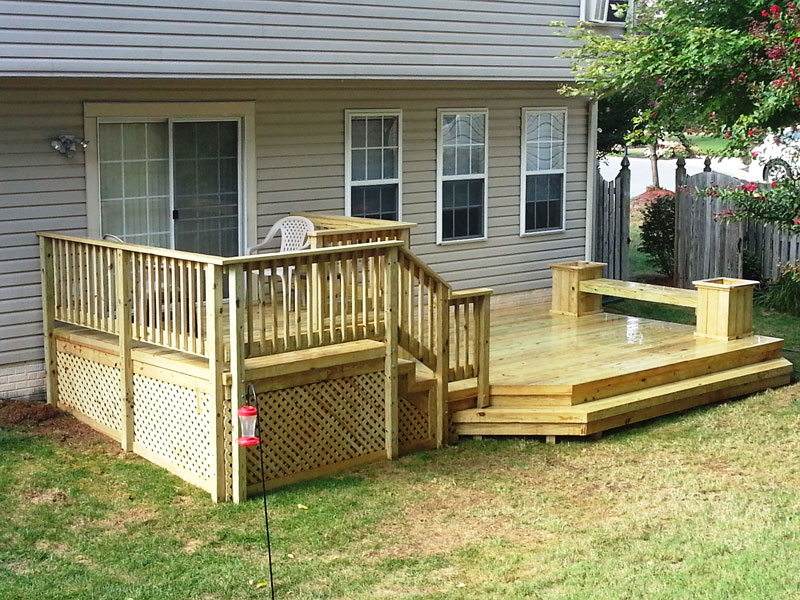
[345,111,401,221]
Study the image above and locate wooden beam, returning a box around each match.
[228,264,247,504]
[434,281,450,448]
[384,246,399,460]
[115,248,134,452]
[579,278,699,308]
[39,236,58,406]
[205,263,226,503]
[476,293,491,409]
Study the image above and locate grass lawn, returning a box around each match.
[2,377,800,600]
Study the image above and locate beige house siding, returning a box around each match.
[3,0,580,80]
[0,78,589,373]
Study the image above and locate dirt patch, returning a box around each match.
[369,483,551,559]
[0,399,61,426]
[100,506,157,533]
[182,538,203,554]
[23,488,68,504]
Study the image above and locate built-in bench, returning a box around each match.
[550,261,758,341]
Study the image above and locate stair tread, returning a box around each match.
[453,358,792,425]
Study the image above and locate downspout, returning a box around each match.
[584,99,598,261]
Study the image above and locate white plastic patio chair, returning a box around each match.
[247,216,315,309]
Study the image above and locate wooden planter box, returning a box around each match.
[549,261,607,317]
[693,277,759,340]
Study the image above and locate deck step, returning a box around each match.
[453,358,793,437]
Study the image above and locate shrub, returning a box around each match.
[640,192,676,278]
[757,261,800,316]
[743,249,764,282]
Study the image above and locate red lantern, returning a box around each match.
[236,405,260,446]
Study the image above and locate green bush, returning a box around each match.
[757,261,800,316]
[743,249,764,282]
[640,193,676,278]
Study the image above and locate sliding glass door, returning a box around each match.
[98,119,241,256]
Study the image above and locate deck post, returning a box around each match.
[384,245,400,460]
[114,248,134,452]
[228,263,248,503]
[39,236,58,406]
[476,292,491,409]
[693,277,759,340]
[549,261,607,317]
[434,281,451,448]
[205,263,226,503]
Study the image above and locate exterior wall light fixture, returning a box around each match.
[50,135,88,158]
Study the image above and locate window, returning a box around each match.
[437,110,488,243]
[84,102,256,257]
[585,0,633,24]
[345,111,401,221]
[521,109,567,235]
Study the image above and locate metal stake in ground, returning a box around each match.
[237,386,276,600]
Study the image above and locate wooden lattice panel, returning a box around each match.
[222,395,233,502]
[132,375,213,484]
[56,350,121,435]
[399,396,430,448]
[247,372,385,485]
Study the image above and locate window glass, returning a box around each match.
[522,110,566,234]
[348,114,400,220]
[439,111,487,242]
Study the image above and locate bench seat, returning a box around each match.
[579,278,698,309]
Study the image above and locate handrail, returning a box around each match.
[36,232,226,265]
[293,212,417,232]
[221,240,405,265]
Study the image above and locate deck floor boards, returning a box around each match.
[487,304,782,389]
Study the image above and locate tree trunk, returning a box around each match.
[648,143,660,189]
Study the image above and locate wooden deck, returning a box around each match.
[451,304,793,439]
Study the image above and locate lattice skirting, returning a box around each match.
[56,350,121,439]
[247,371,386,488]
[132,374,214,492]
[399,394,432,452]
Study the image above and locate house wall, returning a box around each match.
[2,0,580,81]
[0,78,589,398]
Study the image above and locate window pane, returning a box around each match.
[367,149,383,180]
[470,114,485,144]
[442,146,456,176]
[442,179,484,240]
[366,117,383,147]
[525,173,563,232]
[471,146,485,174]
[455,146,471,176]
[123,123,147,160]
[351,118,367,148]
[442,115,457,145]
[383,117,398,146]
[351,184,398,221]
[99,123,122,162]
[351,149,366,181]
[383,148,397,179]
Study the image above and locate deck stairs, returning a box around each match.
[450,337,793,439]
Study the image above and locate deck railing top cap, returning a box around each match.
[36,232,227,265]
[292,212,417,232]
[222,239,407,265]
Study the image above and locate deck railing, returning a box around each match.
[39,220,492,453]
[295,212,415,249]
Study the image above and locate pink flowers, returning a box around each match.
[741,182,759,193]
[795,218,800,224]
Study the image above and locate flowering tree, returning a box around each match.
[562,0,800,230]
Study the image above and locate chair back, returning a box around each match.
[248,216,315,254]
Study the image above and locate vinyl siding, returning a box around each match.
[0,78,589,366]
[1,0,580,80]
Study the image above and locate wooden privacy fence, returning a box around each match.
[674,156,800,287]
[594,156,631,281]
[38,223,491,502]
[674,157,745,289]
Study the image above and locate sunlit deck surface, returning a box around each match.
[451,302,791,439]
[488,304,782,390]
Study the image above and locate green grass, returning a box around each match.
[687,135,728,155]
[3,380,800,599]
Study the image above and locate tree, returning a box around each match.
[561,0,800,232]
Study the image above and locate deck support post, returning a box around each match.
[549,261,607,317]
[476,292,491,409]
[693,278,759,340]
[115,248,134,452]
[434,282,451,448]
[39,236,58,406]
[228,264,247,503]
[384,246,400,460]
[205,263,226,503]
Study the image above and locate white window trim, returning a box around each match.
[344,109,403,220]
[520,107,568,237]
[83,101,257,255]
[581,0,633,25]
[436,108,489,245]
